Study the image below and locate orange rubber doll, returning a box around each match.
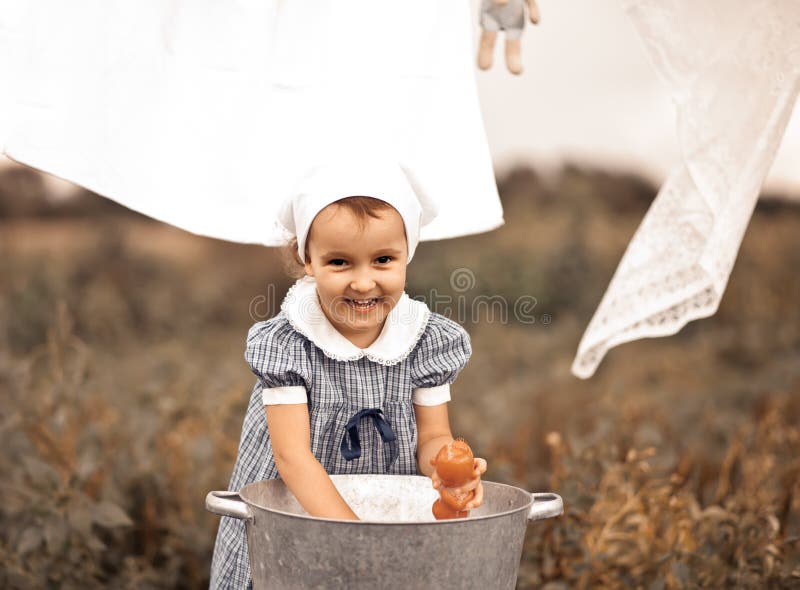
[430,438,484,519]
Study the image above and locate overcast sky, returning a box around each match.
[474,0,800,196]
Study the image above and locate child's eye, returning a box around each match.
[375,256,392,264]
[328,259,348,266]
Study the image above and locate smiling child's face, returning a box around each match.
[304,202,408,349]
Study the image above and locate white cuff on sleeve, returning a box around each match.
[261,385,307,405]
[412,384,451,406]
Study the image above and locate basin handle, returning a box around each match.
[206,491,253,521]
[528,492,564,521]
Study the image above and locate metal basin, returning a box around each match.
[207,474,563,590]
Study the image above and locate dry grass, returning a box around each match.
[1,164,799,588]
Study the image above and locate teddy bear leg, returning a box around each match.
[504,38,523,75]
[527,0,540,24]
[477,29,497,70]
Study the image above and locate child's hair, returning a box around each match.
[282,196,394,278]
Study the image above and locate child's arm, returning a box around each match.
[414,403,487,510]
[266,404,359,520]
[414,402,455,478]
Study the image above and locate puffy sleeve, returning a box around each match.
[409,314,472,406]
[244,316,310,406]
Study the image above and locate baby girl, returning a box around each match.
[210,162,487,589]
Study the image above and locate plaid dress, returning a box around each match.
[209,303,471,589]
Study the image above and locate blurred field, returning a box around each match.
[1,164,799,589]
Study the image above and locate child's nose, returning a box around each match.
[350,273,377,293]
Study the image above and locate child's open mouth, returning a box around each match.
[345,297,381,312]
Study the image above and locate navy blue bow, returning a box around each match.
[340,408,397,461]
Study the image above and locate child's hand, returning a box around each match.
[431,457,488,510]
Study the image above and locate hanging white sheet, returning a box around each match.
[0,1,503,245]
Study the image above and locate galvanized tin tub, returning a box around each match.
[206,474,563,590]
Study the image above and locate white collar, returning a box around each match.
[281,276,430,366]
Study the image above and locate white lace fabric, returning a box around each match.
[281,277,431,366]
[572,0,800,378]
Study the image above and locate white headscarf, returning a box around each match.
[277,160,437,263]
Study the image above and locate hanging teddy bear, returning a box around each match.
[477,0,540,75]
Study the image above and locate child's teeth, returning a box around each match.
[352,298,376,307]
